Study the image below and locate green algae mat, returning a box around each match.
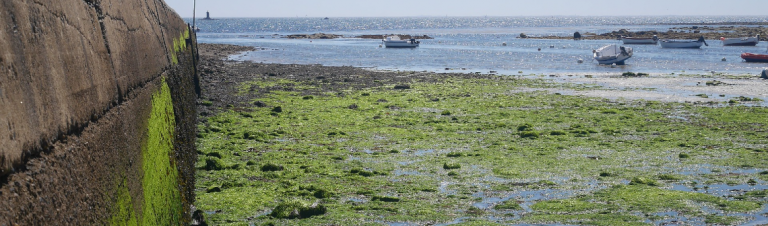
[195,74,768,225]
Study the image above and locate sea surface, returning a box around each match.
[187,16,768,75]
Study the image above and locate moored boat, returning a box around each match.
[622,35,658,45]
[659,36,708,48]
[593,44,633,65]
[741,52,768,62]
[721,35,759,46]
[382,36,420,48]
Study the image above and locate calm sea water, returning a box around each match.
[187,16,768,75]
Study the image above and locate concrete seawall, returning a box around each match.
[0,0,198,224]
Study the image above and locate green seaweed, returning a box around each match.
[141,79,182,225]
[171,28,190,65]
[110,179,138,226]
[494,200,523,210]
[194,74,768,225]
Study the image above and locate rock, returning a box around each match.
[285,33,343,39]
[260,163,284,172]
[191,210,208,226]
[573,32,582,40]
[206,186,221,193]
[762,69,768,79]
[253,101,267,107]
[613,29,629,34]
[204,158,225,171]
[394,84,411,90]
[289,209,301,218]
[299,203,327,218]
[519,33,528,38]
[270,200,327,219]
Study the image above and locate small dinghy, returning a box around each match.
[382,36,420,48]
[593,44,633,65]
[660,36,708,48]
[741,45,768,62]
[622,35,659,45]
[741,53,768,62]
[722,35,759,46]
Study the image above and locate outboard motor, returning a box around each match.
[698,36,708,46]
[652,35,658,41]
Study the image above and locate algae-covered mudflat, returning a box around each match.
[194,45,768,226]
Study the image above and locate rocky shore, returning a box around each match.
[196,44,485,121]
[284,33,434,39]
[281,25,764,41]
[356,34,434,40]
[531,25,767,40]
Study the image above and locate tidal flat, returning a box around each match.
[195,44,768,226]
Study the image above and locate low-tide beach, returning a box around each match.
[194,43,768,226]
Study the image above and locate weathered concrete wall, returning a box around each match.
[0,0,198,224]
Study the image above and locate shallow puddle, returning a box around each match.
[676,164,766,176]
[671,183,768,198]
[550,76,768,106]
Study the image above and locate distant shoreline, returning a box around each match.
[262,26,765,41]
[283,33,434,40]
[517,26,766,40]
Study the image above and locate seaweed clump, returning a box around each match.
[270,200,327,219]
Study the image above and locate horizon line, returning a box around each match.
[182,15,768,19]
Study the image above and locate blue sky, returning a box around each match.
[165,0,767,18]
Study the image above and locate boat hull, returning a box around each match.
[384,43,419,48]
[622,38,657,45]
[596,57,630,65]
[383,40,419,48]
[723,41,759,46]
[659,40,704,48]
[722,36,759,46]
[741,53,768,62]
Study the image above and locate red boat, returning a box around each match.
[741,53,768,62]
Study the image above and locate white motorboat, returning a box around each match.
[382,36,420,48]
[593,44,633,65]
[659,36,708,48]
[721,35,759,46]
[622,35,658,44]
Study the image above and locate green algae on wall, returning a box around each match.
[172,29,190,65]
[141,79,183,225]
[109,79,182,226]
[110,179,138,226]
